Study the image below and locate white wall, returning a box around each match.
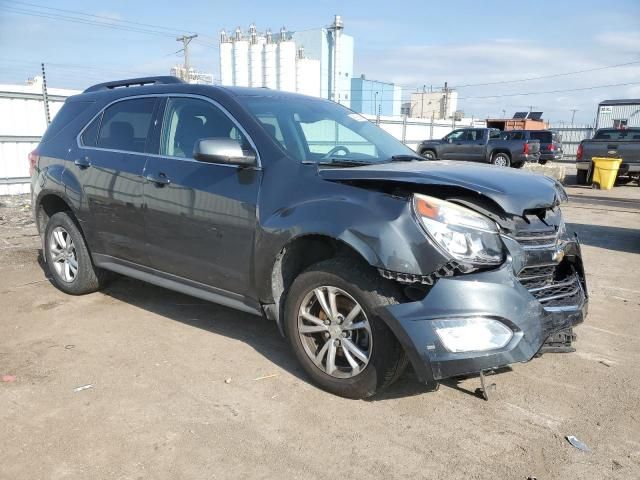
[0,80,79,195]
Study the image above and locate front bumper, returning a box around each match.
[379,239,587,382]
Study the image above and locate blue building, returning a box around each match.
[350,75,402,117]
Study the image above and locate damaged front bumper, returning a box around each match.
[378,238,587,383]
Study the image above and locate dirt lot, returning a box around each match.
[1,178,639,480]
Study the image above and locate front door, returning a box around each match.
[71,96,158,265]
[440,129,467,160]
[143,96,261,296]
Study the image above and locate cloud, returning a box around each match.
[595,31,640,53]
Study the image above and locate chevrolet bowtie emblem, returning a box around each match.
[552,249,565,263]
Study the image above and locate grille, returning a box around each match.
[517,264,556,289]
[518,267,584,309]
[513,229,558,249]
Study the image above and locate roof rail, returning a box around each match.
[83,76,184,93]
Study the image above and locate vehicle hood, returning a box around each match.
[318,160,566,216]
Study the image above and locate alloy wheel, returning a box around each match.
[297,286,372,378]
[49,226,78,283]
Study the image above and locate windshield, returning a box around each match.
[237,96,416,164]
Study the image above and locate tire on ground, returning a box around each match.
[44,211,108,295]
[284,257,408,399]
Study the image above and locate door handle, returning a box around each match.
[74,156,91,168]
[145,172,171,186]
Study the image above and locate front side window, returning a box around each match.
[97,98,156,153]
[161,97,248,158]
[237,96,415,163]
[445,130,466,141]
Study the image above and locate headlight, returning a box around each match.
[412,194,504,266]
[433,317,513,352]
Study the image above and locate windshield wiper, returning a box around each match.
[388,154,425,162]
[316,158,374,167]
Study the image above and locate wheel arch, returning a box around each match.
[35,191,75,235]
[267,233,381,335]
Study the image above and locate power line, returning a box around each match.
[0,0,216,39]
[451,59,640,88]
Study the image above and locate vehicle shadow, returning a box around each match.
[96,273,432,399]
[567,223,640,254]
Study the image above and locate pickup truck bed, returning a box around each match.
[576,128,640,184]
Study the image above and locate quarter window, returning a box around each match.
[161,97,248,159]
[97,98,156,153]
[81,113,101,147]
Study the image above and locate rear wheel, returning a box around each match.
[284,258,407,399]
[491,152,511,167]
[576,169,589,185]
[44,212,108,295]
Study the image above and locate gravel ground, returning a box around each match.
[1,182,639,480]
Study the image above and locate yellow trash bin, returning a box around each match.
[591,157,622,190]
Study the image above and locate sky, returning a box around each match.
[1,0,639,124]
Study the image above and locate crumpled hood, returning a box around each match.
[319,160,566,216]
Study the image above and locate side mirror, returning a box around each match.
[193,138,256,167]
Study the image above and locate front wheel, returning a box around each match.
[420,150,436,160]
[539,159,548,165]
[491,152,511,167]
[284,258,407,399]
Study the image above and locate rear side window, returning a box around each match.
[80,114,101,147]
[509,131,524,140]
[594,128,640,141]
[530,131,552,143]
[97,98,156,153]
[41,101,94,143]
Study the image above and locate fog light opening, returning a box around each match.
[433,317,513,353]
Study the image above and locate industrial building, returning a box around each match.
[169,66,214,84]
[219,16,352,106]
[486,111,548,131]
[350,75,402,117]
[409,86,458,120]
[595,99,640,129]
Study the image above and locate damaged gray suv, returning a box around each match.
[31,77,587,399]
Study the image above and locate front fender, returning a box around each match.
[254,188,449,301]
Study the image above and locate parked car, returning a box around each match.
[30,77,587,399]
[417,127,541,167]
[501,129,563,165]
[576,128,640,185]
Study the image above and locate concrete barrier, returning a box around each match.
[522,162,567,184]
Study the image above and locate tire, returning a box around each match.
[44,211,108,295]
[491,152,511,167]
[284,258,408,399]
[420,149,437,160]
[576,169,589,185]
[539,160,548,165]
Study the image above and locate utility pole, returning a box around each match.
[443,82,449,120]
[41,63,51,125]
[570,109,578,126]
[420,85,425,119]
[176,34,198,82]
[502,109,506,119]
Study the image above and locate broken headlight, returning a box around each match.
[412,194,504,267]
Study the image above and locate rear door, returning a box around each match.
[466,129,489,161]
[142,95,261,296]
[72,96,158,265]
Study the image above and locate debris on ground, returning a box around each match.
[2,374,17,383]
[566,435,590,452]
[253,373,279,381]
[73,384,94,393]
[224,378,232,384]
